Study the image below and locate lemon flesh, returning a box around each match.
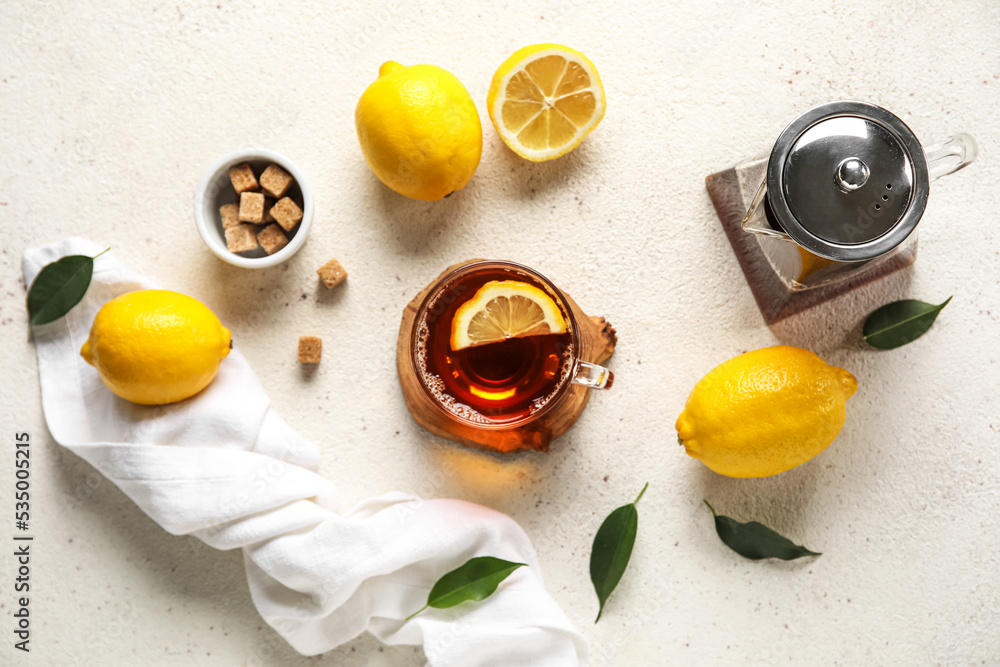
[797,246,836,283]
[487,44,605,161]
[450,280,567,351]
[356,61,482,201]
[80,289,232,405]
[675,345,858,478]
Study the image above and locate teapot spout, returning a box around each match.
[741,179,792,240]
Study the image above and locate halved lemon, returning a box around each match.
[450,280,567,351]
[487,44,606,162]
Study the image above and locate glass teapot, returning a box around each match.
[740,100,978,291]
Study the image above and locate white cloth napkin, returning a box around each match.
[24,238,588,667]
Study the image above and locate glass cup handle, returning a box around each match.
[571,359,614,390]
[923,133,978,182]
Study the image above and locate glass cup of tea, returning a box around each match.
[403,260,614,453]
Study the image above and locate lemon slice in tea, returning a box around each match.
[450,280,568,351]
[487,44,606,162]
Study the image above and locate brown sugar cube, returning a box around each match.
[257,223,289,255]
[262,197,277,224]
[270,196,303,232]
[259,164,294,198]
[219,203,241,229]
[225,223,259,253]
[229,162,259,194]
[239,191,266,223]
[298,336,322,364]
[316,258,347,289]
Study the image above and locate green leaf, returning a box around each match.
[590,482,648,623]
[862,296,952,350]
[26,249,108,326]
[405,556,526,621]
[704,500,820,561]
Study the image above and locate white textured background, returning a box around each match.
[1,0,999,665]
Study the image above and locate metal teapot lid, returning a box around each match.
[766,100,929,262]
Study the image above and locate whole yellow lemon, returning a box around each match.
[676,346,858,478]
[80,290,232,405]
[356,61,482,201]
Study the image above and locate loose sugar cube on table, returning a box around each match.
[228,162,259,194]
[298,336,322,364]
[225,223,259,253]
[316,258,347,289]
[239,191,266,223]
[260,164,293,198]
[219,203,240,229]
[270,197,303,231]
[257,223,289,255]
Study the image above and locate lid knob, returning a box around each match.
[835,157,870,192]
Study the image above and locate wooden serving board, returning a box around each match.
[705,158,918,324]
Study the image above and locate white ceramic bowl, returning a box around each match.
[194,148,313,268]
